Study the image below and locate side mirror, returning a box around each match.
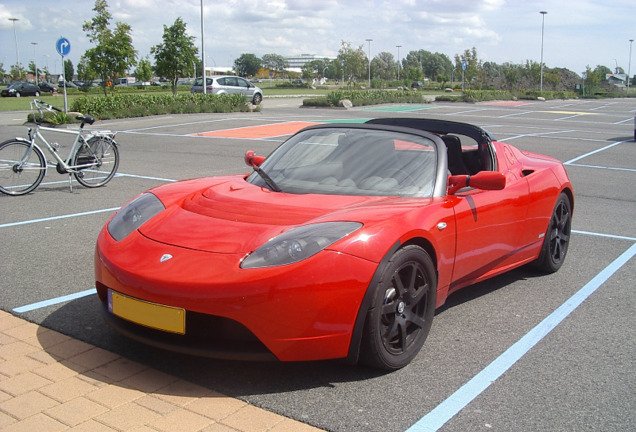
[448,171,506,195]
[244,150,265,167]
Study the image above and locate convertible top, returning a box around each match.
[366,118,496,145]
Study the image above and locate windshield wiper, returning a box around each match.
[252,166,281,192]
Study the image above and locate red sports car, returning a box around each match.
[95,118,573,370]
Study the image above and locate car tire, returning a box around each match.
[360,245,437,370]
[15,92,21,98]
[533,192,572,273]
[34,91,39,97]
[252,93,262,105]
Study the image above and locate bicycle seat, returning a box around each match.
[76,114,95,125]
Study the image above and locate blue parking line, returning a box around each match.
[406,241,636,432]
[12,289,95,313]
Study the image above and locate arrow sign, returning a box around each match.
[56,37,71,57]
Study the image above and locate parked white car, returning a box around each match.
[191,75,263,105]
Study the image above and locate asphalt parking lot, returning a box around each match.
[1,97,634,432]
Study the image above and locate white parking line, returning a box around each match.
[0,208,120,229]
[564,140,626,165]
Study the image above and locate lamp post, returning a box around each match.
[200,0,206,93]
[31,42,38,85]
[366,38,372,88]
[539,10,547,92]
[628,39,634,93]
[9,18,20,76]
[396,45,402,81]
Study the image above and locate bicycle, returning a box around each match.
[0,99,119,196]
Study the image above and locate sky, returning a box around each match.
[1,0,634,78]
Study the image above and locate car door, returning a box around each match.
[236,77,254,98]
[448,145,531,292]
[223,77,239,95]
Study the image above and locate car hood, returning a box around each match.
[138,176,414,254]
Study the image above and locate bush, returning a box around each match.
[303,89,426,108]
[70,93,250,119]
[434,89,578,103]
[27,109,79,125]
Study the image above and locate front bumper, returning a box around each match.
[95,227,378,362]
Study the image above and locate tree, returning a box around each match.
[301,58,331,81]
[261,53,288,77]
[28,61,42,81]
[9,64,26,80]
[83,0,137,95]
[64,59,74,81]
[503,63,521,90]
[336,41,367,85]
[77,55,97,83]
[234,54,261,77]
[135,56,153,83]
[454,47,481,87]
[152,17,198,95]
[371,52,396,81]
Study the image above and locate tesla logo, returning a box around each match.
[160,254,173,263]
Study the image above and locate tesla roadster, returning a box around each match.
[95,118,573,370]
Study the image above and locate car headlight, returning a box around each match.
[241,221,363,269]
[107,193,165,241]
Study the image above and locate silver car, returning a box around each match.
[191,75,263,105]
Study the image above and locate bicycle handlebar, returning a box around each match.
[33,99,62,112]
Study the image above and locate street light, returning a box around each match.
[366,38,373,87]
[539,10,547,92]
[628,39,634,93]
[9,18,20,75]
[396,45,402,81]
[200,0,206,93]
[31,42,38,86]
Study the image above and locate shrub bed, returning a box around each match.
[70,93,251,119]
[436,89,578,103]
[303,89,426,107]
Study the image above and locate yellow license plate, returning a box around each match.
[108,290,185,334]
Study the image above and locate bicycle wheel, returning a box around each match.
[72,136,119,188]
[0,139,46,196]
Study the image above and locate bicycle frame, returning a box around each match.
[23,100,116,174]
[1,99,119,195]
[27,124,90,173]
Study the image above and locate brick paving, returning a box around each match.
[0,310,324,432]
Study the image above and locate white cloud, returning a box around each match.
[1,0,634,76]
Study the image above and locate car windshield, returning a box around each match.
[246,127,438,197]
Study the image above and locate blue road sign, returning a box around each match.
[462,61,467,71]
[56,38,71,57]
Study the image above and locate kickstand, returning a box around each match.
[68,173,73,193]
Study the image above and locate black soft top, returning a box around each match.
[366,118,495,144]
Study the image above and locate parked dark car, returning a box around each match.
[38,82,57,93]
[411,81,424,88]
[1,82,41,97]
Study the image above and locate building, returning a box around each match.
[285,54,335,68]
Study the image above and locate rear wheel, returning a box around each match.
[360,245,437,370]
[0,140,46,195]
[73,136,119,188]
[534,192,572,273]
